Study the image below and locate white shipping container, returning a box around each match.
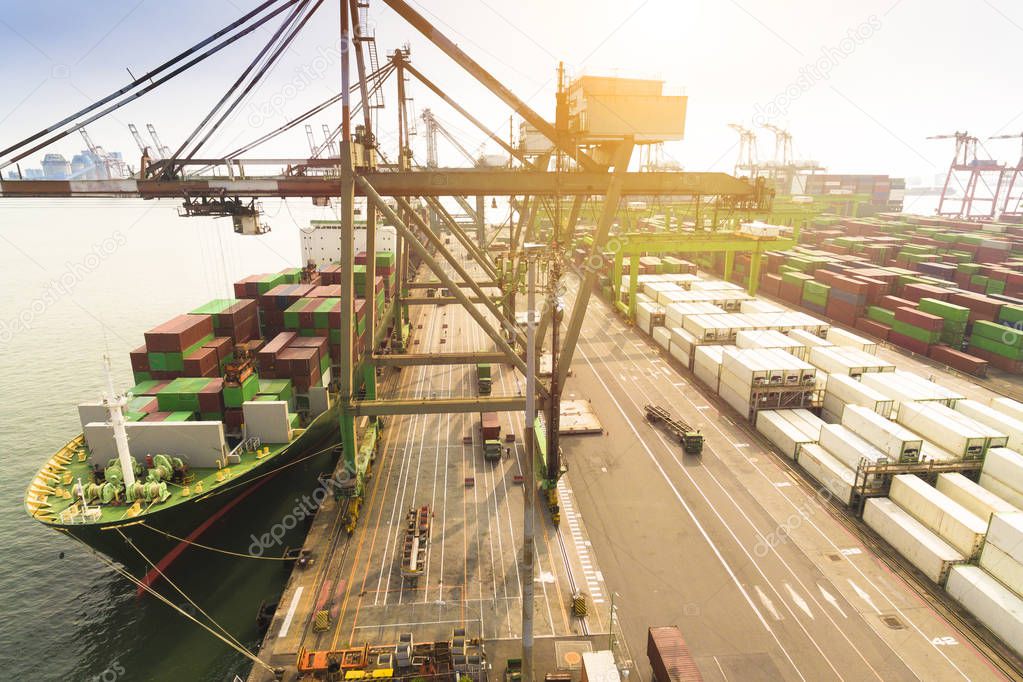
[693,345,725,391]
[861,370,963,413]
[957,399,1023,451]
[979,542,1023,597]
[652,326,671,351]
[736,330,807,360]
[718,378,752,419]
[664,301,727,327]
[945,566,1023,658]
[936,473,1020,522]
[889,475,987,558]
[797,443,856,506]
[740,299,785,314]
[823,372,894,418]
[756,410,817,459]
[841,405,923,462]
[779,409,826,441]
[895,402,992,459]
[826,326,878,355]
[636,308,652,335]
[819,424,889,470]
[983,448,1023,491]
[809,346,895,377]
[991,397,1023,423]
[863,498,965,585]
[986,512,1023,566]
[788,328,834,348]
[979,473,1023,511]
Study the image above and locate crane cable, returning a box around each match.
[114,528,250,654]
[135,521,297,560]
[57,529,276,674]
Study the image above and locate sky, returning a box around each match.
[1,0,1022,185]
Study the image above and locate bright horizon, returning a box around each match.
[1,0,1021,185]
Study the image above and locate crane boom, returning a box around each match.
[147,124,172,159]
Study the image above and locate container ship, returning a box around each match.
[24,254,396,576]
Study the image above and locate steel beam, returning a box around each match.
[338,1,357,470]
[0,170,756,199]
[372,351,507,367]
[557,140,634,389]
[394,195,526,350]
[379,0,597,171]
[352,396,525,416]
[357,175,546,397]
[407,280,499,289]
[425,196,498,279]
[403,296,502,305]
[403,61,533,169]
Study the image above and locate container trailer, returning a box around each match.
[841,405,922,462]
[863,498,965,585]
[647,626,704,682]
[945,566,1023,658]
[644,404,703,455]
[935,473,1020,523]
[895,402,998,460]
[480,412,502,461]
[889,475,987,558]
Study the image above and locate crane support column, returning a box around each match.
[723,250,735,283]
[628,255,639,321]
[558,140,634,390]
[747,243,763,296]
[338,1,357,470]
[363,201,378,400]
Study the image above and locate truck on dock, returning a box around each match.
[400,505,431,585]
[481,412,502,461]
[645,404,704,455]
[477,363,492,395]
[648,626,704,682]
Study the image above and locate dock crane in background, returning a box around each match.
[927,131,1006,220]
[146,124,172,160]
[421,107,486,242]
[758,124,824,195]
[728,123,759,178]
[761,123,793,167]
[321,124,339,158]
[77,127,131,179]
[128,123,156,159]
[990,132,1023,222]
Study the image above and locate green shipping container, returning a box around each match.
[917,298,970,322]
[224,373,260,407]
[971,333,1023,360]
[1000,304,1023,324]
[867,307,896,325]
[891,319,940,344]
[973,321,1023,344]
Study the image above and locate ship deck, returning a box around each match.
[26,434,294,526]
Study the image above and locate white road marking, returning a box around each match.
[773,481,792,488]
[819,584,848,618]
[848,579,883,615]
[755,585,783,621]
[840,547,862,556]
[785,582,814,620]
[278,586,304,638]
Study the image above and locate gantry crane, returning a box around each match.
[420,107,487,243]
[927,131,1006,220]
[728,123,759,178]
[146,124,172,160]
[0,6,771,676]
[990,132,1023,221]
[77,127,131,179]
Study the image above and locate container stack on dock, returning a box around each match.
[725,213,1023,377]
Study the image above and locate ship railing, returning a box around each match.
[228,436,262,463]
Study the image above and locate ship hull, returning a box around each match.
[49,403,342,577]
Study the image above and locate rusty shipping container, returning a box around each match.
[648,626,703,682]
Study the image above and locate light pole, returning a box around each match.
[608,591,620,651]
[521,242,543,681]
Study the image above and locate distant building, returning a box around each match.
[41,153,71,179]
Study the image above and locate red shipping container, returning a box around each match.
[760,274,782,296]
[278,347,318,376]
[855,318,891,340]
[224,408,244,431]
[145,314,214,352]
[968,345,1023,373]
[197,379,224,413]
[143,412,174,422]
[309,285,342,297]
[183,346,219,377]
[889,331,930,355]
[902,283,950,302]
[130,345,150,372]
[879,295,917,311]
[258,331,297,371]
[949,292,1003,323]
[928,345,988,377]
[825,298,859,325]
[894,306,944,332]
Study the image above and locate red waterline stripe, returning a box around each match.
[137,471,280,594]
